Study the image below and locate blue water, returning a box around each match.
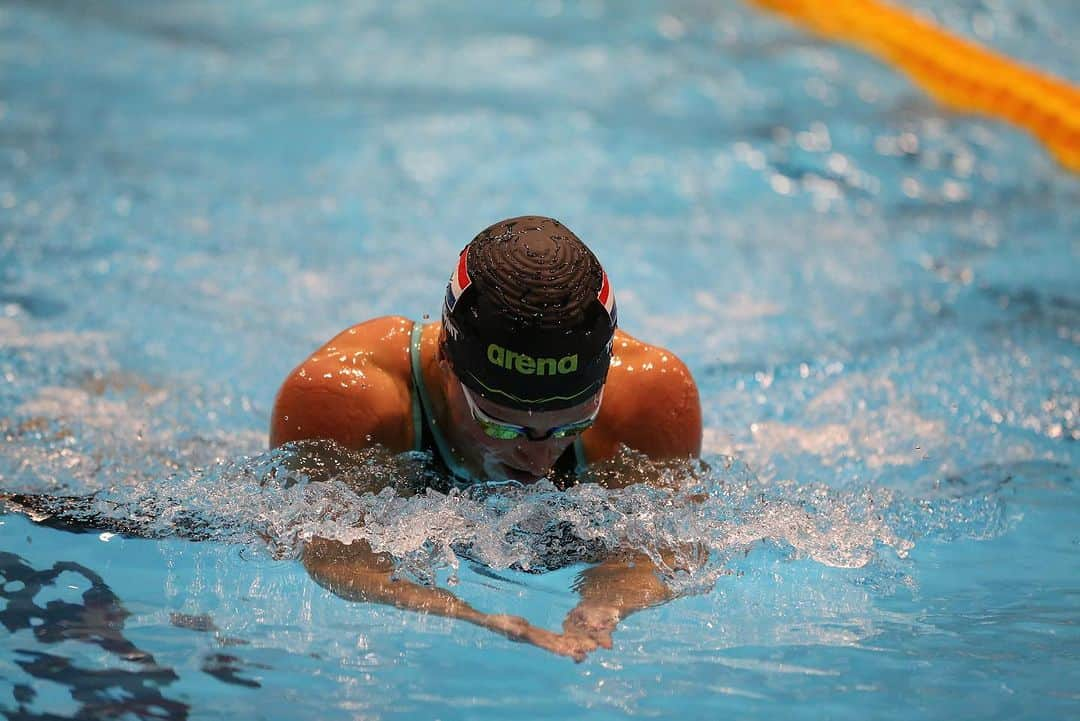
[1,1,1078,719]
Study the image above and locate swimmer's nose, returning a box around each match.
[512,441,564,475]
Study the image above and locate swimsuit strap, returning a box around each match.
[409,322,477,485]
[572,436,587,475]
[410,327,424,453]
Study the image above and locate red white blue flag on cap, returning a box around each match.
[444,247,472,312]
[598,270,616,324]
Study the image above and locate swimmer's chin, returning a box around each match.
[504,468,543,483]
[485,459,544,484]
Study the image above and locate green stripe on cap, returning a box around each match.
[466,372,596,406]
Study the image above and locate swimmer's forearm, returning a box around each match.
[330,574,592,660]
[302,538,594,660]
[306,560,586,656]
[302,540,481,621]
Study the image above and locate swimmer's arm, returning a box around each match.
[568,340,705,638]
[302,537,597,662]
[561,552,677,650]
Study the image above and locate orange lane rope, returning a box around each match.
[749,0,1080,172]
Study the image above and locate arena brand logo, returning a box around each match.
[487,343,578,375]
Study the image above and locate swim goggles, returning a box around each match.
[460,382,603,441]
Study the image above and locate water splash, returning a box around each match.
[3,441,1015,597]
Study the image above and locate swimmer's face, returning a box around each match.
[447,379,602,483]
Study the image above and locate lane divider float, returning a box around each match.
[749,0,1080,172]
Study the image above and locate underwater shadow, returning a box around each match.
[0,552,189,720]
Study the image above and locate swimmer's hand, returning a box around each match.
[480,614,599,662]
[561,602,620,650]
[556,551,681,655]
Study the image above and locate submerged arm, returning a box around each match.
[561,334,704,647]
[302,537,599,661]
[561,552,679,650]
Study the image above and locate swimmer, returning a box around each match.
[273,216,702,661]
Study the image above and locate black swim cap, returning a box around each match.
[442,216,617,411]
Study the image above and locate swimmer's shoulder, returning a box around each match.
[583,328,702,464]
[269,315,419,452]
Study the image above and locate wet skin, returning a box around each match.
[271,316,702,661]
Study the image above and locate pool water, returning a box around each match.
[1,1,1078,719]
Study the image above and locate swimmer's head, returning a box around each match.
[441,216,617,411]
